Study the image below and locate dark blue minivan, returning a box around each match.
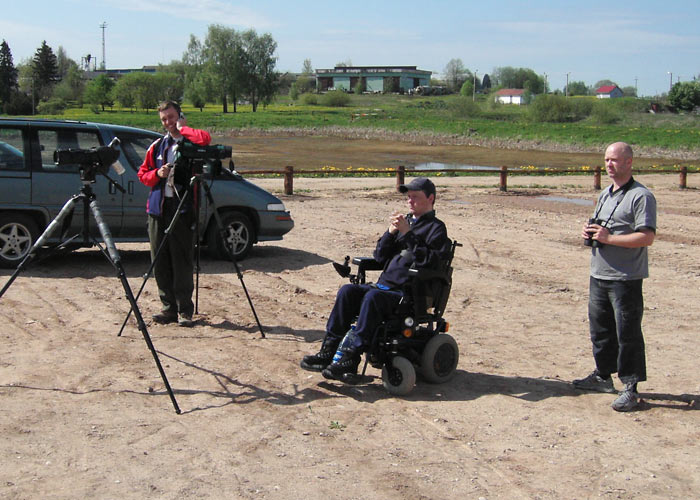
[0,118,293,267]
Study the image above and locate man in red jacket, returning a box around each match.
[137,101,211,327]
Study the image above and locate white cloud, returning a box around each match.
[106,0,274,29]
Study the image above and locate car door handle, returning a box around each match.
[128,181,134,195]
[109,182,117,195]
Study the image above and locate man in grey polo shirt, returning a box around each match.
[573,141,657,412]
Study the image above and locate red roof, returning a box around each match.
[596,85,618,94]
[495,88,525,96]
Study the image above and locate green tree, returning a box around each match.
[112,74,136,110]
[621,86,637,97]
[301,58,313,75]
[202,25,246,113]
[31,40,59,100]
[56,46,78,78]
[0,40,18,104]
[84,73,114,111]
[240,30,279,112]
[443,58,468,93]
[459,80,474,97]
[492,66,544,94]
[668,81,700,111]
[182,35,216,109]
[52,65,85,103]
[567,80,589,96]
[186,72,214,111]
[152,71,184,103]
[594,79,616,89]
[481,73,492,91]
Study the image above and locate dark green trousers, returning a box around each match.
[147,197,195,316]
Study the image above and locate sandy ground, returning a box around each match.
[1,170,699,499]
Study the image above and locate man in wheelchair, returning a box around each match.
[300,177,452,385]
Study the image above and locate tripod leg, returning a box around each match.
[201,181,265,338]
[0,194,80,299]
[117,186,193,337]
[194,179,201,315]
[90,197,181,414]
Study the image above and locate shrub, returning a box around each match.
[36,98,67,115]
[669,81,700,112]
[301,93,318,105]
[529,94,592,122]
[289,82,300,101]
[321,90,350,107]
[2,91,33,115]
[591,102,622,124]
[452,96,481,118]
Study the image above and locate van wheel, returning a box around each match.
[0,213,39,268]
[207,211,254,261]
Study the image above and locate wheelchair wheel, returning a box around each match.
[419,334,459,384]
[381,356,416,396]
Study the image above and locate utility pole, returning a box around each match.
[473,70,478,102]
[543,73,548,94]
[566,72,570,98]
[667,71,672,92]
[100,22,107,70]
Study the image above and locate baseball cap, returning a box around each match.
[398,177,436,198]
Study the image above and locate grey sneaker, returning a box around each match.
[572,371,616,393]
[178,313,194,328]
[612,384,639,412]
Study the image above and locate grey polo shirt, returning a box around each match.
[590,178,657,281]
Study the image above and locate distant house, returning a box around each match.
[314,66,431,93]
[596,85,623,99]
[494,88,527,105]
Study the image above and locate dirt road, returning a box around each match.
[1,170,698,499]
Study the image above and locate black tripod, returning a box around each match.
[117,167,265,338]
[0,176,181,414]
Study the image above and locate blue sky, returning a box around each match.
[2,0,699,96]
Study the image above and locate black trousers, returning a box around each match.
[147,197,195,316]
[588,277,647,384]
[325,283,402,349]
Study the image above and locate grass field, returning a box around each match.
[19,93,700,152]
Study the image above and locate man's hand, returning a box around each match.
[582,221,655,248]
[176,114,187,131]
[389,211,411,235]
[158,163,172,179]
[582,221,605,242]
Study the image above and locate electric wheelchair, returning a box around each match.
[331,240,461,395]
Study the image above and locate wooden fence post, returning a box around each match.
[284,165,294,195]
[499,166,508,192]
[396,165,405,191]
[594,166,602,190]
[680,166,688,189]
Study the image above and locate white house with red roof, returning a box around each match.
[494,88,527,105]
[595,85,623,99]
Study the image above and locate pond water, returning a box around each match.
[415,162,500,171]
[537,196,594,206]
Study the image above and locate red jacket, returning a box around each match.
[137,126,211,216]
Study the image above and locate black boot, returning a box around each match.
[322,345,361,384]
[300,335,340,372]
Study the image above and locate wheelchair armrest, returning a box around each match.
[408,267,449,283]
[352,257,384,272]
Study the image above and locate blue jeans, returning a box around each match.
[325,284,402,349]
[588,277,646,384]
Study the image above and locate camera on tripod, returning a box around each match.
[583,218,605,248]
[54,138,124,182]
[173,141,232,182]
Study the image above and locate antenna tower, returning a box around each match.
[100,22,107,70]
